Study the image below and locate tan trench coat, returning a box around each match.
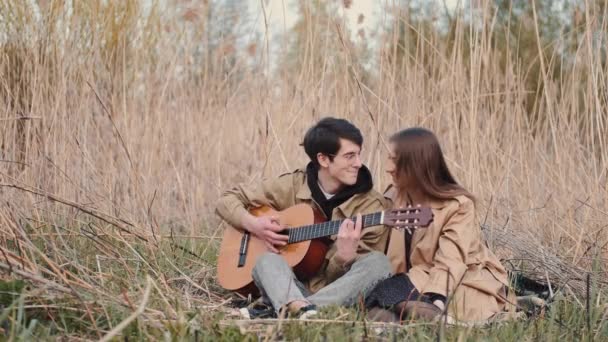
[216,167,389,293]
[384,187,515,322]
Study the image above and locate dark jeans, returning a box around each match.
[365,273,433,308]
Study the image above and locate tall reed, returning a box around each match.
[0,0,606,337]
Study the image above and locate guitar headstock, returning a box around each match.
[383,206,433,231]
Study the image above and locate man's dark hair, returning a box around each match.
[302,117,363,165]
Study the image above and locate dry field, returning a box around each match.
[0,0,607,340]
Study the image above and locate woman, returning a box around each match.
[366,128,516,323]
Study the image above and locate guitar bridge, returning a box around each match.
[238,232,250,267]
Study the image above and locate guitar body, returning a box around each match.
[217,204,329,294]
[216,203,433,295]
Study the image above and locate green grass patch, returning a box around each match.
[1,226,606,340]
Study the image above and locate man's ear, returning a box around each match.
[317,153,330,168]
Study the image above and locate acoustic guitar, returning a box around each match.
[216,203,433,295]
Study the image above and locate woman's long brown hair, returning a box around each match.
[390,127,474,203]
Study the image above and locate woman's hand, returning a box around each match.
[424,292,447,311]
[433,299,445,311]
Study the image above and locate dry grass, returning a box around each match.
[0,0,607,339]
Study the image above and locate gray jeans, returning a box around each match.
[251,251,392,313]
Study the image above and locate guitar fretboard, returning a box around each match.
[286,212,384,244]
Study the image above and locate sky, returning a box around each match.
[248,0,463,39]
[233,0,464,70]
[242,0,463,69]
[0,0,464,68]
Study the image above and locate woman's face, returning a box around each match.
[386,142,398,185]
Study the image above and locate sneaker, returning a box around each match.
[297,304,318,320]
[239,306,276,319]
[238,301,277,319]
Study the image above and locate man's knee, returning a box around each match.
[355,252,392,278]
[253,252,285,275]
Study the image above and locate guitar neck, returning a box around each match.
[287,212,384,244]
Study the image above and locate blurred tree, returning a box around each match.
[381,1,443,81]
[205,0,248,81]
[278,0,372,103]
[381,0,601,122]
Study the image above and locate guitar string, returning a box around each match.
[288,212,384,244]
[288,209,429,243]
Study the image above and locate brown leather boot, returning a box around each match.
[366,307,400,323]
[394,300,442,321]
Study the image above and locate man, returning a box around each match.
[216,117,392,318]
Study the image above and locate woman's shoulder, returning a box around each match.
[431,194,474,212]
[429,196,475,229]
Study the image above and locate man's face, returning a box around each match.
[322,138,362,186]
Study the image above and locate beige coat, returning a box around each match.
[384,187,515,322]
[216,167,389,293]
